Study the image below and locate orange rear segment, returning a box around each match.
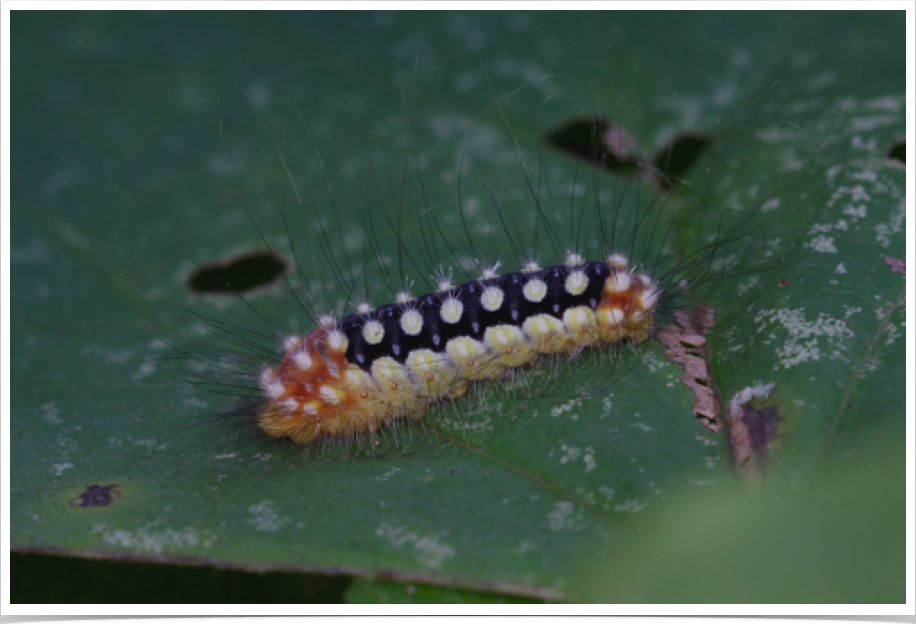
[256,328,393,444]
[595,269,658,343]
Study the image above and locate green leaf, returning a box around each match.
[576,440,907,603]
[11,11,905,602]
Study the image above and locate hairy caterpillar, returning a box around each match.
[155,52,822,461]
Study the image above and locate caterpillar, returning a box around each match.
[160,58,795,460]
[258,253,659,444]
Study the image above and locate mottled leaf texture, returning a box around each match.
[11,11,905,603]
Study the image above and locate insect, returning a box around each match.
[258,252,660,444]
[161,68,777,460]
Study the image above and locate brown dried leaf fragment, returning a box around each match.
[726,384,779,489]
[657,305,722,432]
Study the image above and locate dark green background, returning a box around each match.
[11,11,906,603]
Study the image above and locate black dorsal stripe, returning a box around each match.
[341,260,617,372]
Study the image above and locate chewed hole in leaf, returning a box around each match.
[651,132,715,191]
[546,119,716,193]
[188,251,288,295]
[545,117,642,175]
[886,139,905,167]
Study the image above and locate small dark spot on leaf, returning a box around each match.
[777,279,789,287]
[651,133,715,191]
[886,139,905,167]
[545,117,642,175]
[188,251,288,295]
[70,484,121,508]
[448,468,457,475]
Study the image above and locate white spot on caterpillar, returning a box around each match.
[564,270,588,296]
[608,271,631,291]
[435,275,454,292]
[317,314,336,328]
[247,500,290,532]
[326,329,347,351]
[282,335,301,351]
[400,309,424,335]
[607,253,628,268]
[446,336,485,361]
[639,287,659,310]
[345,369,369,388]
[375,523,455,569]
[480,262,501,279]
[565,252,584,266]
[523,279,547,302]
[259,369,284,399]
[440,297,463,323]
[395,291,412,304]
[319,386,340,405]
[363,320,384,345]
[293,350,312,371]
[481,286,504,311]
[600,307,625,324]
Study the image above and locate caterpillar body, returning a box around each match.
[258,255,657,444]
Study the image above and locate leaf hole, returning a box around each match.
[650,132,715,191]
[886,139,905,167]
[188,251,289,295]
[545,118,715,192]
[545,117,642,175]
